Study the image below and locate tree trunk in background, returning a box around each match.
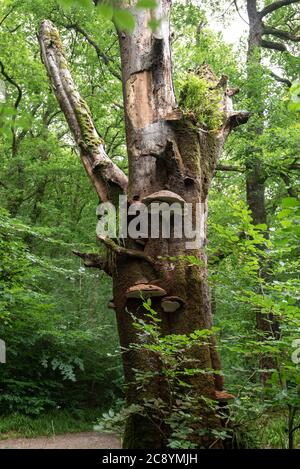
[246,0,279,384]
[246,0,266,227]
[39,1,249,448]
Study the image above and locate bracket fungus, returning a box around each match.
[126,283,167,299]
[161,296,185,313]
[142,190,185,206]
[215,390,235,402]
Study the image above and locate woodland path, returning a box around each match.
[0,432,121,449]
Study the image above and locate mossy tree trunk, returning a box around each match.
[39,1,249,449]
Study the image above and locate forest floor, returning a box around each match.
[0,431,121,449]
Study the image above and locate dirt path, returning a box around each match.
[0,432,121,449]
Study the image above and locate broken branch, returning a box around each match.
[39,20,127,202]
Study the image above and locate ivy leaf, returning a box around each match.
[113,9,135,32]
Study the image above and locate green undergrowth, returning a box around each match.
[0,408,105,440]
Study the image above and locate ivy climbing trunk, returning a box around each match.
[39,0,249,449]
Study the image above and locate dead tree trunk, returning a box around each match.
[39,1,249,448]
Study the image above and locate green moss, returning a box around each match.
[44,27,65,55]
[75,99,103,152]
[44,28,103,153]
[180,75,223,131]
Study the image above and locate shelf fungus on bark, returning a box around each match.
[126,283,167,299]
[142,190,185,206]
[161,296,185,313]
[214,390,235,402]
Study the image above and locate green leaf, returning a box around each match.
[136,0,157,8]
[58,0,93,10]
[256,224,268,231]
[288,101,300,112]
[281,197,299,208]
[97,3,114,20]
[148,19,161,31]
[113,9,135,32]
[278,208,292,219]
[76,0,92,6]
[57,0,74,8]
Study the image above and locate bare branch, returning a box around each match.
[291,424,300,434]
[216,164,245,172]
[263,26,300,42]
[261,39,287,51]
[260,0,300,18]
[0,4,17,28]
[234,0,249,25]
[64,23,122,81]
[73,250,112,275]
[97,236,157,269]
[270,71,292,87]
[289,163,300,170]
[227,110,251,128]
[39,20,127,202]
[0,59,23,155]
[280,172,299,199]
[0,60,22,110]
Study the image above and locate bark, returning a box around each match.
[39,3,249,449]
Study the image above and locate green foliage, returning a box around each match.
[0,409,104,439]
[208,194,300,448]
[0,211,123,415]
[58,0,94,10]
[96,3,113,20]
[136,0,157,9]
[113,9,135,32]
[0,209,31,323]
